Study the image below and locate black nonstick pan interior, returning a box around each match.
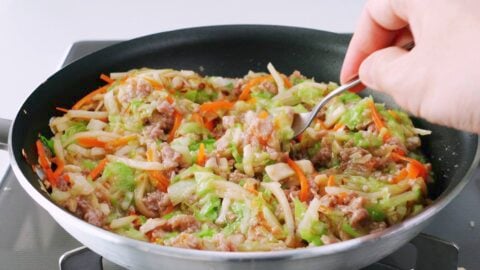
[11,25,478,206]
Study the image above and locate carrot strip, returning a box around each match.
[391,152,427,179]
[368,99,391,141]
[238,75,271,100]
[258,110,269,119]
[88,158,108,180]
[36,140,56,186]
[197,143,206,166]
[53,158,64,178]
[166,96,175,104]
[149,171,169,192]
[246,98,257,104]
[337,192,348,204]
[105,135,136,150]
[286,157,310,202]
[407,160,427,179]
[100,73,114,84]
[191,113,204,125]
[392,148,406,157]
[146,147,164,195]
[36,140,50,169]
[161,203,174,216]
[315,119,328,130]
[76,137,106,148]
[333,123,345,131]
[199,100,234,113]
[327,175,336,187]
[392,168,408,184]
[368,99,386,130]
[145,77,164,90]
[55,107,69,113]
[204,119,215,131]
[245,183,259,195]
[388,110,401,122]
[281,75,292,89]
[72,85,109,110]
[146,148,155,162]
[168,112,182,142]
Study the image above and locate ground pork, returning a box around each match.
[119,78,153,103]
[143,100,175,140]
[142,190,171,216]
[338,196,369,226]
[164,233,203,249]
[143,122,167,141]
[228,170,249,183]
[56,174,70,191]
[243,111,273,145]
[311,141,332,166]
[261,80,277,94]
[76,198,105,227]
[222,115,236,129]
[151,214,200,235]
[159,143,182,169]
[210,233,245,251]
[321,234,340,245]
[406,136,421,150]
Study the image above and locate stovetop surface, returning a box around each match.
[0,41,479,270]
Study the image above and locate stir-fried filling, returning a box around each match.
[35,64,432,251]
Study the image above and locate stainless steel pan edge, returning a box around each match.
[12,134,478,270]
[5,26,480,269]
[8,91,480,270]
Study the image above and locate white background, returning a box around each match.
[0,0,366,171]
[0,0,366,120]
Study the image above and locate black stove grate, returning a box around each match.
[59,234,458,270]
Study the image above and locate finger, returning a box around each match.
[340,0,412,84]
[358,46,411,93]
[392,27,413,47]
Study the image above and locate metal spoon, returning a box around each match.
[291,41,415,137]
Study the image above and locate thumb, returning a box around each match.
[358,46,411,94]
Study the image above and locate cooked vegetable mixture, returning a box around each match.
[35,64,432,251]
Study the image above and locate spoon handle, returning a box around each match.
[303,78,361,130]
[299,41,416,135]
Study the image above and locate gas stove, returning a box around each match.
[0,41,479,270]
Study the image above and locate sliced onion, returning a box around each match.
[242,145,254,177]
[213,180,252,201]
[67,144,90,157]
[68,172,94,195]
[108,155,165,171]
[68,131,120,146]
[297,197,321,236]
[265,162,294,181]
[67,110,108,120]
[87,119,108,131]
[110,215,137,230]
[262,182,295,246]
[215,197,231,224]
[134,177,157,218]
[110,72,128,80]
[53,135,65,162]
[267,62,285,94]
[139,218,166,234]
[413,127,432,136]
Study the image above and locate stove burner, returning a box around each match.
[59,234,458,270]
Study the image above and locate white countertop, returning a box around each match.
[0,0,364,120]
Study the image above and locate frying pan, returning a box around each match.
[1,25,479,270]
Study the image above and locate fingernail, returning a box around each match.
[359,57,373,87]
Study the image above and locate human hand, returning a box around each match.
[341,0,480,133]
